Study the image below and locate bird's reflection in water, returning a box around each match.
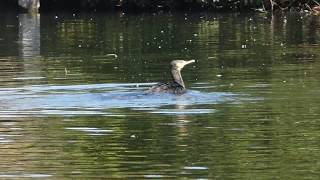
[174,104,190,138]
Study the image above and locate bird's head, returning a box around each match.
[171,60,195,71]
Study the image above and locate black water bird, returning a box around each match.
[147,60,195,94]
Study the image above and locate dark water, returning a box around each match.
[0,12,320,179]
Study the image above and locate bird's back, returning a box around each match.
[147,82,186,94]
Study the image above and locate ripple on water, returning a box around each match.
[0,174,52,178]
[0,83,235,116]
[66,127,113,136]
[183,166,208,170]
[150,108,216,115]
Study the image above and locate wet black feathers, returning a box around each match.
[147,82,186,94]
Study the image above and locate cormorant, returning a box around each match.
[147,60,195,94]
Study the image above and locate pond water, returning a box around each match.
[0,12,320,179]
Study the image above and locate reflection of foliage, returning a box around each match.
[123,0,261,9]
[0,0,19,11]
[2,0,320,12]
[39,12,320,86]
[40,0,119,11]
[40,0,263,11]
[2,11,320,179]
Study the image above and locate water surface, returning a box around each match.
[0,12,319,179]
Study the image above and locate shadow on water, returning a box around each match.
[0,83,235,117]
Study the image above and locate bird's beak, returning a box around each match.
[184,59,195,66]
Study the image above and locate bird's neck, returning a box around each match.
[171,68,185,88]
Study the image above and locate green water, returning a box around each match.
[0,12,319,179]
